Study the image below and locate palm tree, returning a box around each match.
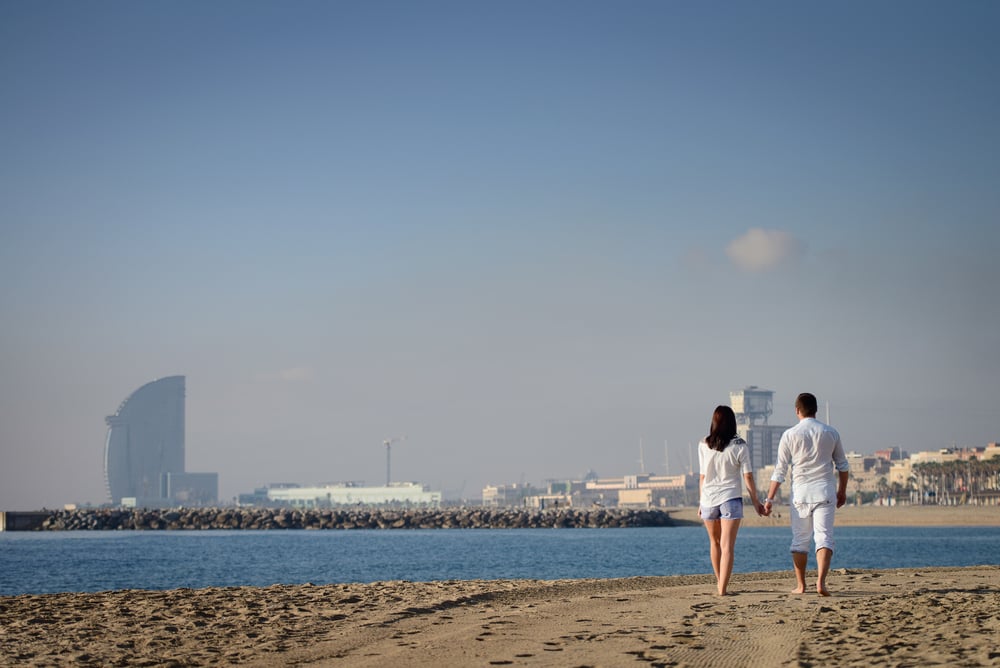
[876,476,889,504]
[890,481,904,505]
[914,461,943,505]
[974,455,1000,503]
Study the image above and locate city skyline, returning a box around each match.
[2,2,999,509]
[17,374,1000,508]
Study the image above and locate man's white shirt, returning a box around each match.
[771,417,849,504]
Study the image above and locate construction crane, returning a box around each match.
[382,436,405,486]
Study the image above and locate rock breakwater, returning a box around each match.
[37,507,689,531]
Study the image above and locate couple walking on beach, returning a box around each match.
[698,392,850,597]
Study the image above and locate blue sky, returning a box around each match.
[2,1,998,509]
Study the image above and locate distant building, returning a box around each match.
[875,448,908,461]
[739,424,788,473]
[845,451,891,496]
[241,482,441,508]
[483,473,698,509]
[483,483,545,507]
[730,386,790,471]
[910,444,1000,465]
[889,459,916,500]
[104,376,217,507]
[586,473,696,508]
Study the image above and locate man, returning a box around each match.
[763,392,849,595]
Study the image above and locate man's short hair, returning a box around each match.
[795,392,818,417]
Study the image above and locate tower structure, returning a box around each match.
[729,386,787,471]
[729,386,772,426]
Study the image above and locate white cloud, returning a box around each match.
[725,228,805,272]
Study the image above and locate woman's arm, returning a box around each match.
[744,472,765,516]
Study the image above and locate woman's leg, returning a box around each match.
[717,519,742,595]
[703,520,721,582]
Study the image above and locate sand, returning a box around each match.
[669,503,1000,527]
[2,565,998,667]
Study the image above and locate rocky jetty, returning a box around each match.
[36,507,689,531]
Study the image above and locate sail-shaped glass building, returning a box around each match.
[104,376,192,506]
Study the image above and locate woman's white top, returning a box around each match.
[698,437,752,507]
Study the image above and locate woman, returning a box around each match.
[699,405,765,596]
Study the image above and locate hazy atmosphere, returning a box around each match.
[2,1,998,510]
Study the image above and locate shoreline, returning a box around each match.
[2,566,997,666]
[669,503,1000,527]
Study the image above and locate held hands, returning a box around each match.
[754,498,770,517]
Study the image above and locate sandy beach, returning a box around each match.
[2,507,998,666]
[1,565,996,667]
[670,503,1000,528]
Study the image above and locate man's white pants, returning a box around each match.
[790,500,835,553]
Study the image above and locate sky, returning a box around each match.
[2,1,998,510]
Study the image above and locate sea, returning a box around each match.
[1,525,998,596]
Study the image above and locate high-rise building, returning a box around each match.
[730,386,790,472]
[104,376,217,507]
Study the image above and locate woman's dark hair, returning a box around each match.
[706,405,738,451]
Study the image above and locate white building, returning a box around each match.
[265,482,441,508]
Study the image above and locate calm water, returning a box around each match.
[1,526,998,596]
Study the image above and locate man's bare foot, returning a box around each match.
[716,591,735,596]
[817,588,831,596]
[790,587,806,594]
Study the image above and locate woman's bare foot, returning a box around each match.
[790,586,806,594]
[817,587,831,596]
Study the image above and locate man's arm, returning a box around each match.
[831,433,850,508]
[764,434,790,516]
[836,470,849,508]
[758,480,779,516]
[774,429,792,470]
